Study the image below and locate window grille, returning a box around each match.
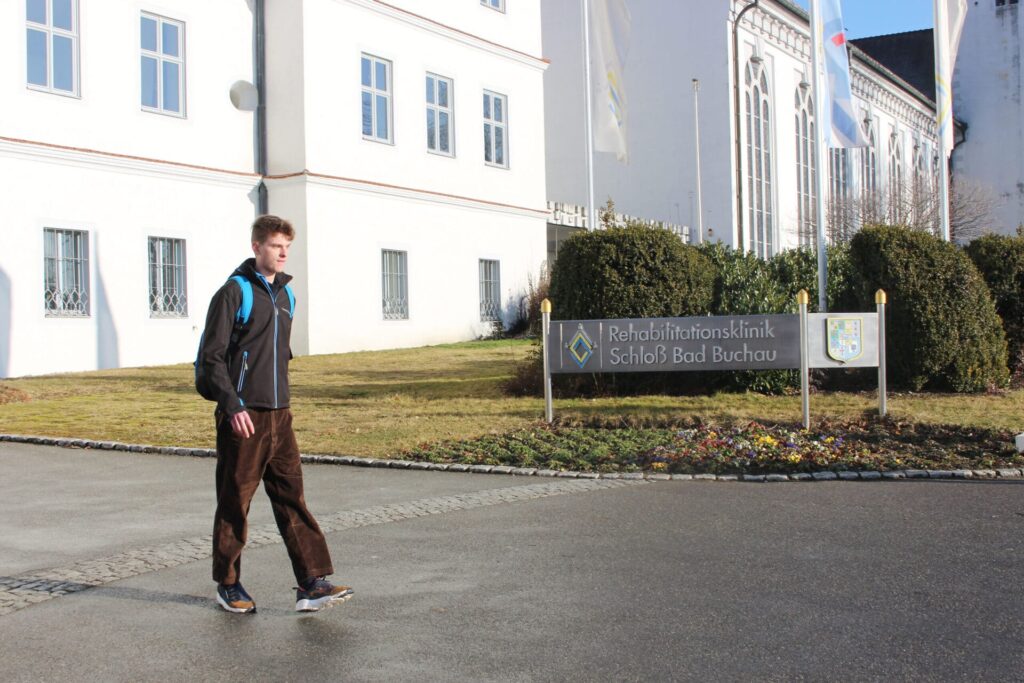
[479,260,501,322]
[382,250,408,320]
[26,0,79,95]
[43,227,89,316]
[481,0,505,12]
[148,237,187,317]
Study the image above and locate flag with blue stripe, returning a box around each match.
[818,0,867,148]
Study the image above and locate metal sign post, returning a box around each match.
[541,298,553,424]
[798,289,810,430]
[876,289,887,416]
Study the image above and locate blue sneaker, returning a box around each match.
[216,582,256,614]
[295,577,353,612]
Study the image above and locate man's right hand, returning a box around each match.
[231,410,255,439]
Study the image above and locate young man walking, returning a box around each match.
[198,215,352,614]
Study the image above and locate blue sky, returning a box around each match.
[791,0,934,39]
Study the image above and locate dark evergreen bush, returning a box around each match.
[549,223,714,320]
[542,224,714,396]
[965,232,1024,378]
[849,226,1009,392]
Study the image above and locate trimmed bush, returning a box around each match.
[965,232,1024,378]
[849,225,1009,392]
[549,223,714,320]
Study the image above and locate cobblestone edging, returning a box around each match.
[0,478,647,617]
[2,433,1022,484]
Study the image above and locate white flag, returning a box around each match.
[934,0,967,157]
[590,0,630,162]
[815,0,868,148]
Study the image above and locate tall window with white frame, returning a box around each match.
[483,91,508,168]
[26,0,79,95]
[888,131,904,223]
[794,86,817,250]
[828,149,851,241]
[43,228,89,316]
[382,250,408,320]
[362,54,393,143]
[481,0,505,12]
[479,260,501,322]
[140,13,185,116]
[148,237,187,317]
[426,74,454,156]
[911,141,929,231]
[860,116,879,221]
[744,58,774,259]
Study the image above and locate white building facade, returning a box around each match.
[1,0,549,378]
[541,0,940,255]
[953,0,1024,235]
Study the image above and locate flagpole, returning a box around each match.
[810,0,829,311]
[581,0,597,230]
[933,0,952,241]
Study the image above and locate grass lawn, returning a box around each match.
[1,339,1021,472]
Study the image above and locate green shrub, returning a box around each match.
[965,232,1024,377]
[549,223,714,320]
[542,223,714,396]
[849,225,1009,392]
[691,243,862,394]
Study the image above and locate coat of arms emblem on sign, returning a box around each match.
[826,318,863,363]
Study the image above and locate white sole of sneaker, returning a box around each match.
[295,589,353,613]
[216,593,256,614]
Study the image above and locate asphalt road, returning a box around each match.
[1,442,1023,682]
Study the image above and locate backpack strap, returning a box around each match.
[283,284,295,319]
[229,275,254,325]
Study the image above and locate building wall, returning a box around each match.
[1,0,258,378]
[541,0,733,237]
[273,0,550,357]
[541,0,939,254]
[953,0,1024,235]
[1,0,550,378]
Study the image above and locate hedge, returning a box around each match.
[849,225,1008,392]
[965,232,1024,377]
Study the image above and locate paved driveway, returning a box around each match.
[1,443,1022,681]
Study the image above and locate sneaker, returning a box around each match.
[295,576,353,612]
[216,582,256,614]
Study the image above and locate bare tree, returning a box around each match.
[824,177,999,244]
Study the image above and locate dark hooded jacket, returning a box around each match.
[198,258,294,415]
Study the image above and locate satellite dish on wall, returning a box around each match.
[229,80,258,111]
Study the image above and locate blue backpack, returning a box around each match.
[194,275,294,401]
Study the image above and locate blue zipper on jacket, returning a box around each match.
[256,274,280,409]
[237,350,249,393]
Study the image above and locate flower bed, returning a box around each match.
[401,418,1023,475]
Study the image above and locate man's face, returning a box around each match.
[252,232,292,276]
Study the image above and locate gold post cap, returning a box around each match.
[875,289,887,305]
[541,298,552,313]
[796,289,809,305]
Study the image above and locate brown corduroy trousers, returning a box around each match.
[212,408,334,585]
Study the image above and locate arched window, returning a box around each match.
[829,149,851,241]
[794,86,817,249]
[745,58,774,258]
[888,131,904,223]
[912,141,928,227]
[860,116,878,209]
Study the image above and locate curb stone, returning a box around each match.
[1,434,1018,485]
